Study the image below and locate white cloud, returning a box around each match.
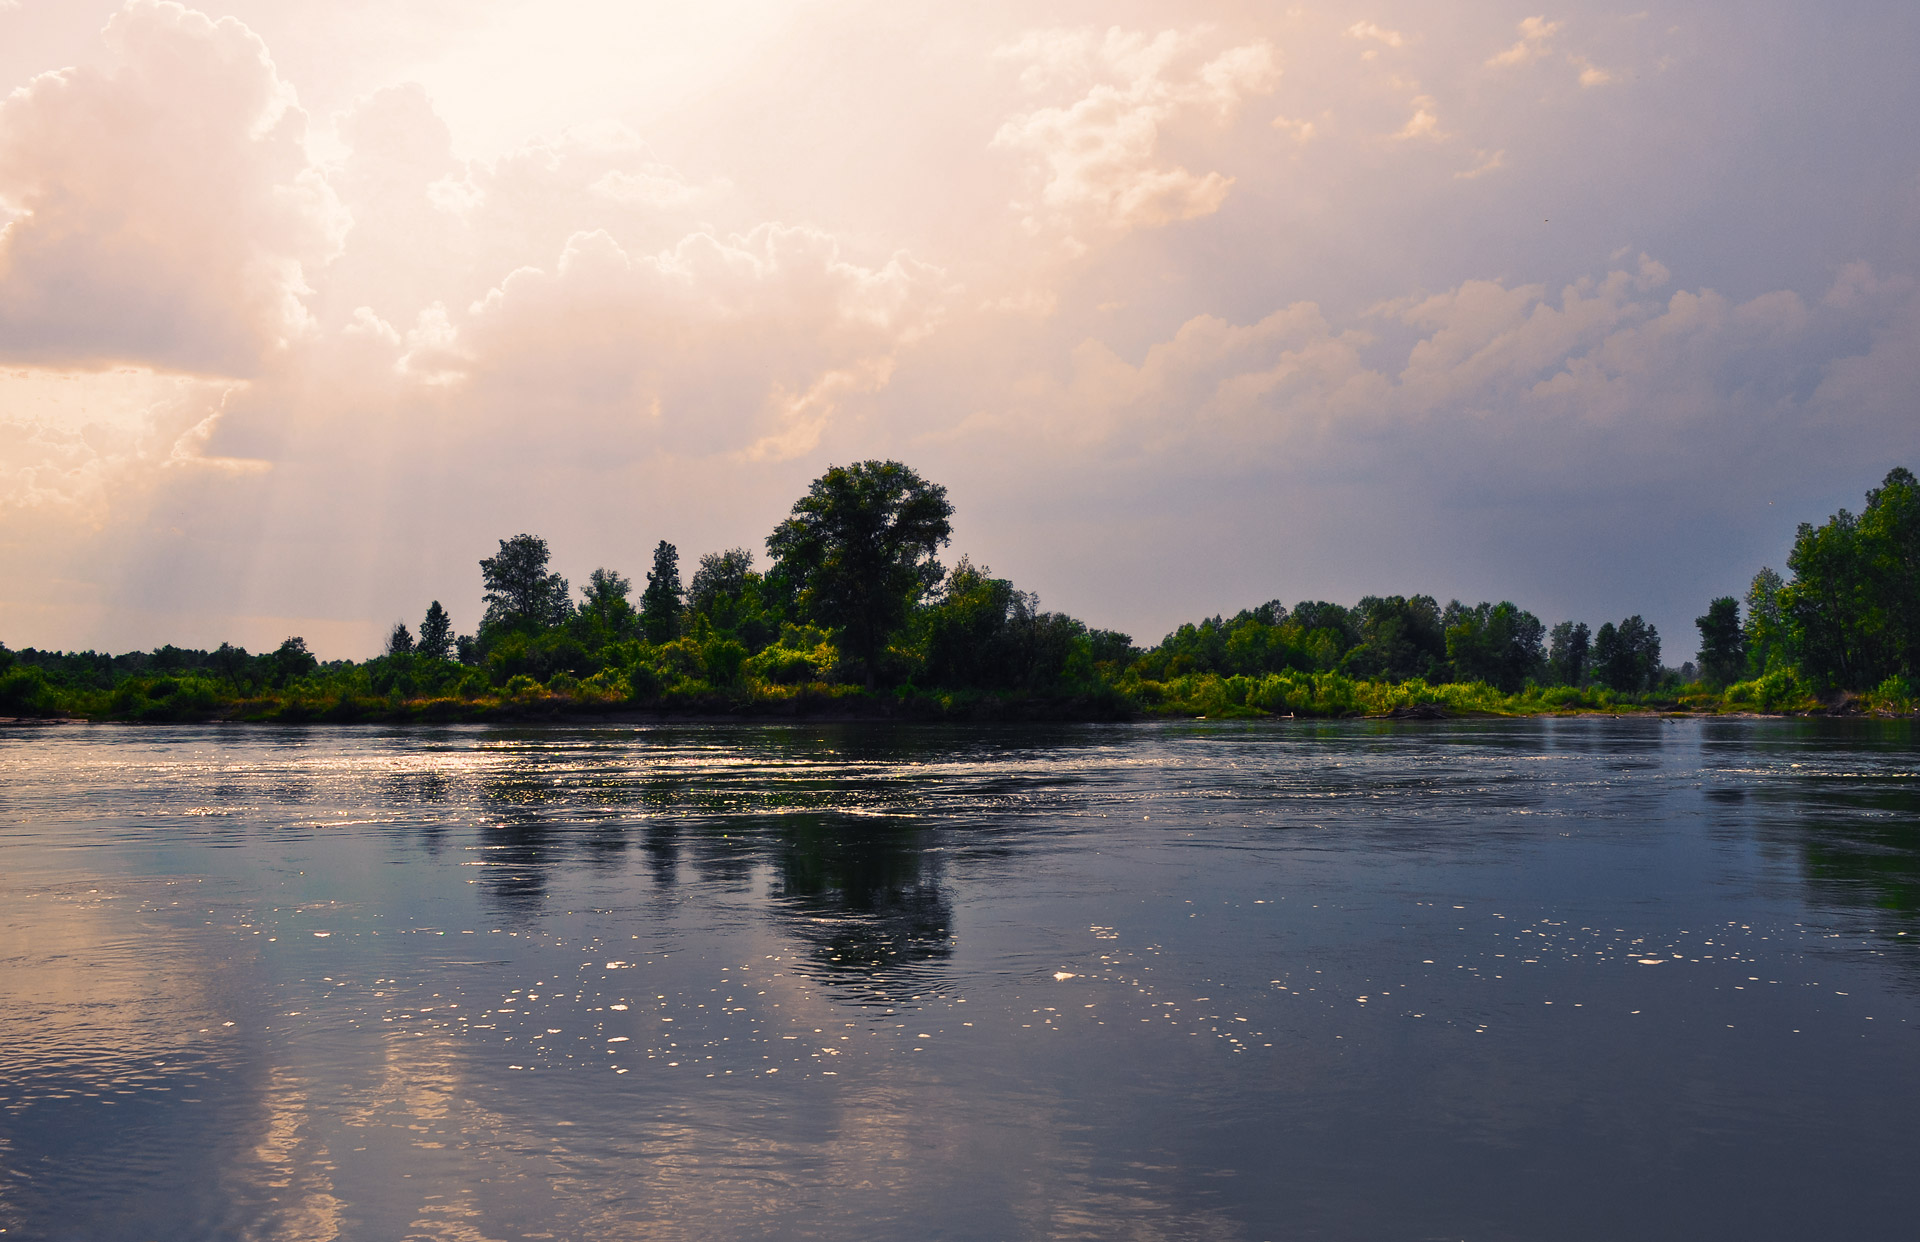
[1347,22,1406,49]
[992,27,1278,237]
[0,1,347,376]
[1487,16,1562,68]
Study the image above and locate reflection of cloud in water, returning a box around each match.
[0,873,251,1235]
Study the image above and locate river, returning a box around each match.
[2,718,1916,1240]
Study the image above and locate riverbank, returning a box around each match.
[2,670,1910,726]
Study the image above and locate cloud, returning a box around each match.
[1347,22,1406,49]
[992,27,1278,237]
[0,1,347,376]
[1395,96,1444,141]
[1487,16,1562,67]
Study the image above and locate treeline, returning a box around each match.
[3,463,1916,722]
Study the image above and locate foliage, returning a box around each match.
[1694,597,1745,688]
[766,460,953,687]
[11,462,1920,724]
[417,603,454,661]
[1442,600,1545,692]
[1593,616,1661,693]
[480,534,571,635]
[1548,620,1590,687]
[639,541,683,644]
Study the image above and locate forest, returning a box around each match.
[3,462,1917,722]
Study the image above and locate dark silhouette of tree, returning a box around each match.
[640,541,683,643]
[1548,620,1590,687]
[385,622,414,656]
[1694,597,1745,687]
[480,534,571,635]
[417,602,454,660]
[267,637,316,687]
[767,461,953,687]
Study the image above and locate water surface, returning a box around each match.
[2,718,1916,1240]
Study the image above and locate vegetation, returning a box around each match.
[4,463,1917,724]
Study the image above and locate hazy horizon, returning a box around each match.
[4,0,1917,660]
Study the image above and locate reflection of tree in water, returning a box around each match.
[1709,722,1920,954]
[763,813,954,1005]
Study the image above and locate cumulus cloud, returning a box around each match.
[972,256,1904,484]
[0,1,346,376]
[1347,22,1406,49]
[991,27,1278,237]
[1487,16,1562,67]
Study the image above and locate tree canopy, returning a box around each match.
[766,460,953,685]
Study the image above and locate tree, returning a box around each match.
[1548,620,1590,687]
[1344,595,1446,682]
[579,568,636,643]
[1694,597,1745,687]
[766,461,953,687]
[385,622,415,656]
[480,535,571,634]
[639,541,683,643]
[1743,567,1787,675]
[689,549,754,617]
[1594,616,1660,693]
[267,637,317,687]
[1442,600,1545,692]
[417,602,454,660]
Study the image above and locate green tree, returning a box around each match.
[1694,597,1745,687]
[689,549,754,617]
[1442,600,1545,692]
[417,602,454,660]
[385,622,414,656]
[640,541,683,643]
[480,535,571,635]
[267,637,317,687]
[578,568,637,643]
[1548,620,1590,687]
[1743,568,1788,674]
[1593,616,1660,693]
[766,461,953,687]
[1343,595,1446,681]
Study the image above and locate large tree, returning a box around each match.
[766,461,953,686]
[480,534,571,635]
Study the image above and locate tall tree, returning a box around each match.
[579,568,635,640]
[689,549,755,617]
[417,601,454,660]
[766,461,953,687]
[480,534,571,634]
[1442,600,1545,692]
[1694,597,1745,687]
[385,622,415,656]
[1548,620,1590,687]
[640,541,683,643]
[1594,616,1661,693]
[1743,567,1787,675]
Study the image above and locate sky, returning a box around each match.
[2,0,1917,659]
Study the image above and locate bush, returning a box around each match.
[0,666,60,715]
